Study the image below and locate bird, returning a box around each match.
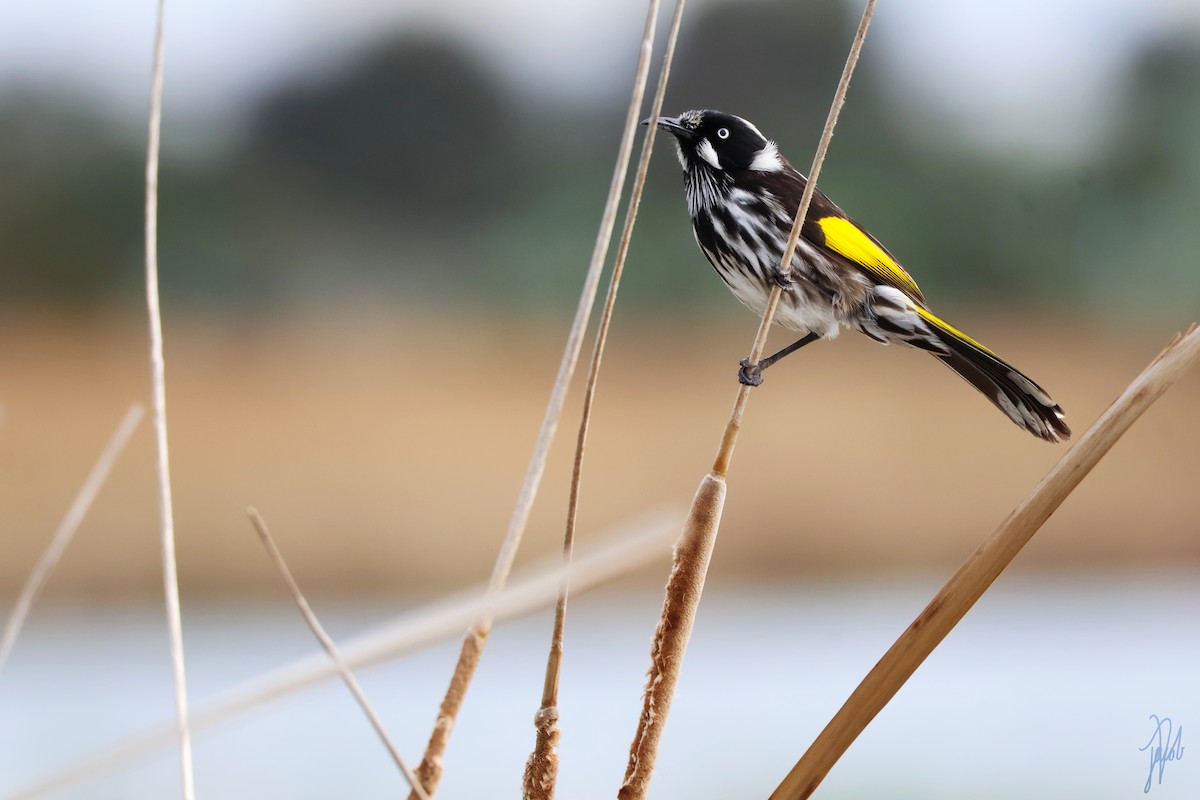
[648,109,1070,443]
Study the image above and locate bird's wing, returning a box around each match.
[802,191,926,305]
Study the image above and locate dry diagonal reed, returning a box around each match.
[406,3,666,797]
[0,404,144,678]
[524,2,688,798]
[618,5,878,799]
[770,323,1200,800]
[5,508,678,800]
[141,2,195,797]
[247,509,430,800]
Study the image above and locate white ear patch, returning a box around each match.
[696,138,722,170]
[749,142,784,172]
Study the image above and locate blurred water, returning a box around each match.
[0,572,1195,799]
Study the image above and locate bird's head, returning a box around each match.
[646,110,784,174]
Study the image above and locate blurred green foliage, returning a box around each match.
[1,0,1198,318]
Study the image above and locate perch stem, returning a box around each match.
[713,0,876,478]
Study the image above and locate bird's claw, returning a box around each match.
[737,358,764,387]
[770,267,796,292]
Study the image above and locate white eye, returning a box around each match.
[717,127,730,140]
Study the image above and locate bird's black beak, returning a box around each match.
[642,115,695,141]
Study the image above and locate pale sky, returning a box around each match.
[1,0,1198,154]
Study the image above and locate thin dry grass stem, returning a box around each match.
[618,475,725,800]
[5,508,679,800]
[142,3,195,797]
[770,323,1200,800]
[407,2,666,796]
[523,3,687,799]
[616,6,879,799]
[0,404,144,678]
[246,509,430,800]
[712,0,877,478]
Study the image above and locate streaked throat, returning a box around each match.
[684,166,731,216]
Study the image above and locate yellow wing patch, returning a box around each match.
[915,307,998,357]
[815,216,923,301]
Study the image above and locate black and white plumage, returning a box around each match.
[652,109,1070,443]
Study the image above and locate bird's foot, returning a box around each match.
[770,267,796,292]
[737,358,764,387]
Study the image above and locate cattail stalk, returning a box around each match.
[616,5,878,798]
[404,3,668,795]
[524,1,688,798]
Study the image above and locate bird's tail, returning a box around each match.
[916,308,1070,443]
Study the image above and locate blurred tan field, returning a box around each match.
[1,307,1197,599]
